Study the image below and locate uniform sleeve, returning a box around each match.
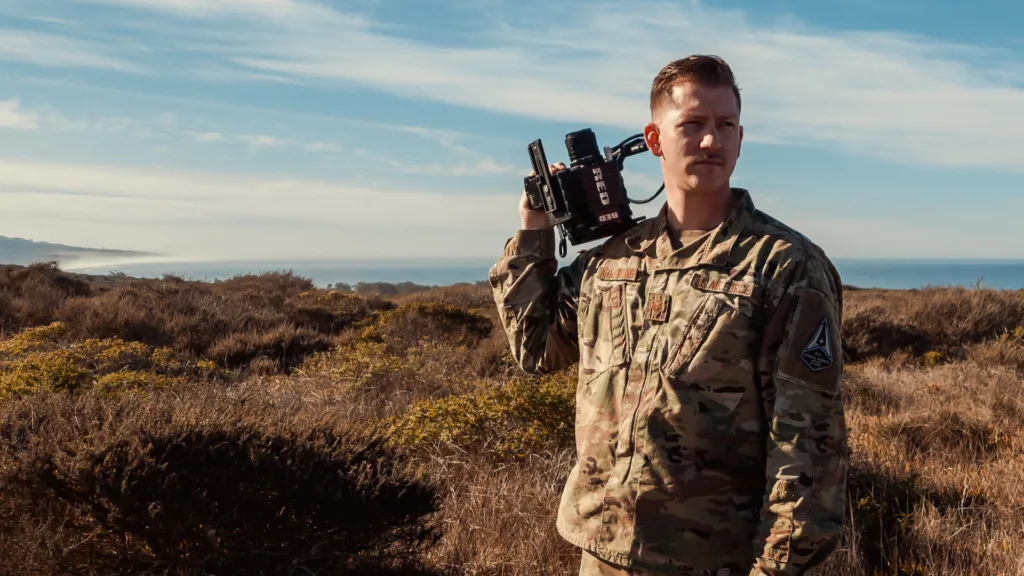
[749,251,850,576]
[487,228,594,375]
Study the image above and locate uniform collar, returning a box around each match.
[625,187,754,272]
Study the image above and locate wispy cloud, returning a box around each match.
[188,131,223,142]
[83,0,354,23]
[84,0,1024,172]
[0,158,518,259]
[0,29,140,72]
[236,134,282,148]
[387,159,514,177]
[382,124,516,175]
[1,92,516,177]
[0,100,39,130]
[188,64,303,85]
[305,141,340,153]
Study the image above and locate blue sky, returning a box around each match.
[0,0,1020,264]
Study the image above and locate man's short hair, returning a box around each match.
[650,55,741,115]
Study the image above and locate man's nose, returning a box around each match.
[700,129,722,152]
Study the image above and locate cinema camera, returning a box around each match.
[524,128,663,257]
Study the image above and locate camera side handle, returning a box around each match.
[525,139,558,213]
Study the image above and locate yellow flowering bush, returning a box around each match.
[920,350,947,367]
[0,322,221,399]
[297,340,421,393]
[384,369,576,461]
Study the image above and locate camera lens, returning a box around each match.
[565,129,600,167]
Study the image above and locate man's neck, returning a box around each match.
[664,185,736,233]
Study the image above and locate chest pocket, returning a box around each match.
[660,272,761,413]
[579,281,632,376]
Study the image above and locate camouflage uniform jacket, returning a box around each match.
[488,189,849,575]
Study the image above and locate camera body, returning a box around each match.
[524,129,648,254]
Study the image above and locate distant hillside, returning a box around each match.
[0,235,151,266]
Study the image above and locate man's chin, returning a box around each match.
[678,175,727,196]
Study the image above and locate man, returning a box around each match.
[487,55,849,576]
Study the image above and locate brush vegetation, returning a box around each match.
[0,261,1021,575]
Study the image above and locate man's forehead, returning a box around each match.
[662,82,739,117]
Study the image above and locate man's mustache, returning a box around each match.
[693,154,725,164]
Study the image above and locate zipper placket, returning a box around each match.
[619,269,666,481]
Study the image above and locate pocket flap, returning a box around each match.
[688,382,744,411]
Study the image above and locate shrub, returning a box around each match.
[394,282,495,310]
[0,390,444,575]
[363,302,493,353]
[56,275,393,371]
[842,288,1024,361]
[0,262,91,333]
[842,307,932,360]
[0,322,216,399]
[386,370,576,460]
[920,350,947,367]
[206,324,332,371]
[292,289,394,334]
[57,279,230,353]
[299,340,422,393]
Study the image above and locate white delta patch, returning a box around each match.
[800,317,833,372]
[593,166,610,205]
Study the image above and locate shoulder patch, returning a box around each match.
[800,318,833,371]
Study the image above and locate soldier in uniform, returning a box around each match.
[487,55,850,576]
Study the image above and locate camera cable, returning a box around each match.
[612,133,666,206]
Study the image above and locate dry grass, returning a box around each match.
[0,267,1021,575]
[817,361,1024,576]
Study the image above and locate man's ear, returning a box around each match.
[738,124,743,158]
[643,122,662,157]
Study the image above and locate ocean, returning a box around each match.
[62,257,1024,291]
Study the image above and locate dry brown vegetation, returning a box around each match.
[0,262,1022,575]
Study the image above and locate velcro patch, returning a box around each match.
[777,289,842,394]
[644,292,671,322]
[690,273,755,297]
[597,266,639,282]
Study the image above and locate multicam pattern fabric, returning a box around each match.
[488,189,850,576]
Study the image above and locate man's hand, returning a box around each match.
[520,162,566,230]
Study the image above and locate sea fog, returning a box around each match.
[60,257,1024,291]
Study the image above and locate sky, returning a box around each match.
[0,0,1021,263]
